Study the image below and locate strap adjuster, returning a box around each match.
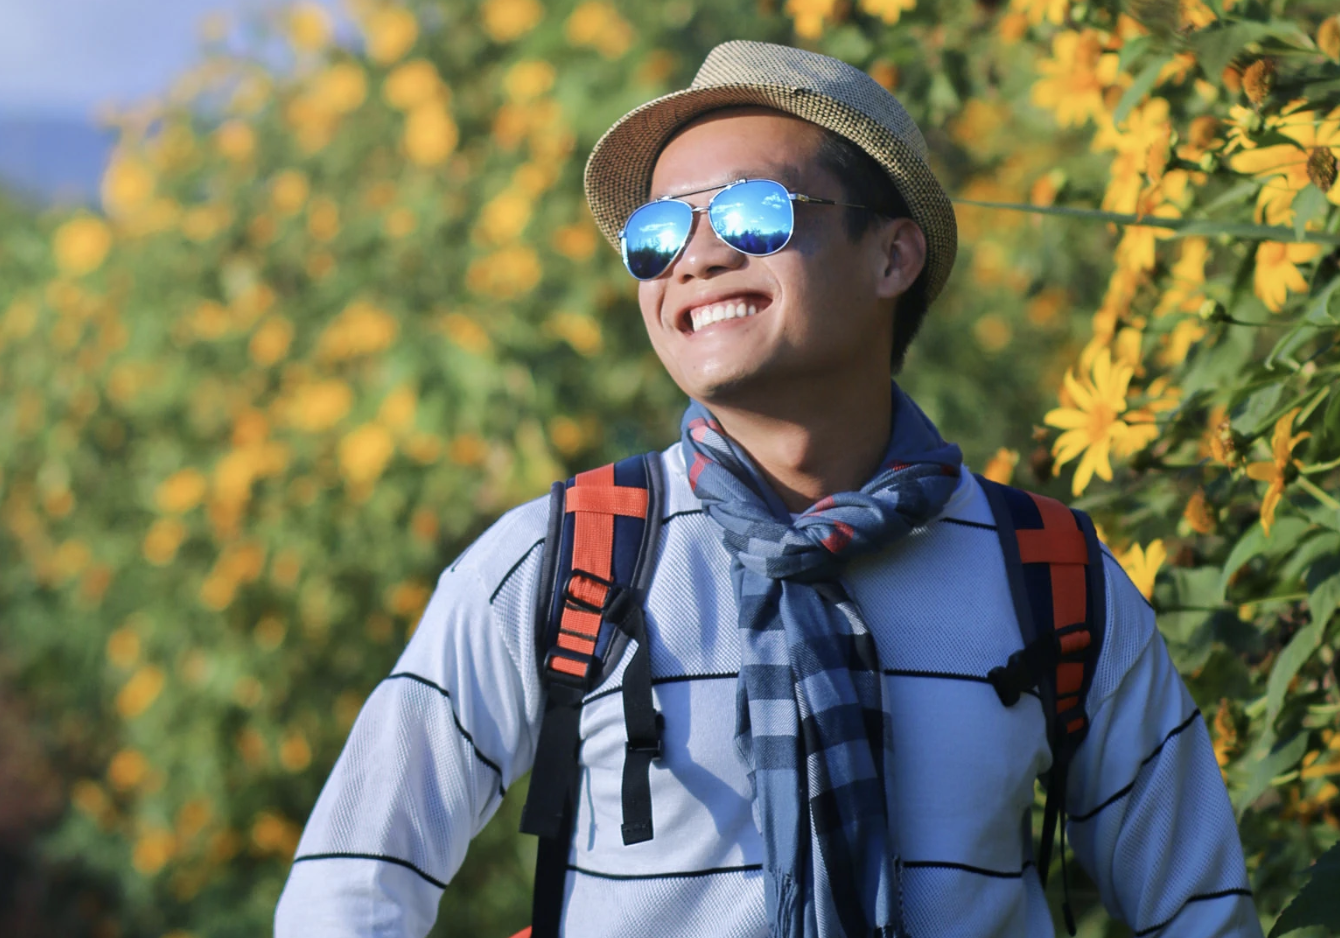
[626,712,664,760]
[562,568,616,615]
[542,648,592,689]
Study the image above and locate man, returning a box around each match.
[275,41,1262,938]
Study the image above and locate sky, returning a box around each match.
[0,0,342,201]
[0,0,341,116]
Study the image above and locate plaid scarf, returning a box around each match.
[680,384,963,938]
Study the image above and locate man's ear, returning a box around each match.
[874,218,926,301]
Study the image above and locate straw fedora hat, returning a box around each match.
[584,40,957,304]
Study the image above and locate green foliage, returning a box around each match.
[0,0,1338,936]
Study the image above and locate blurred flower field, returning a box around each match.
[0,0,1338,935]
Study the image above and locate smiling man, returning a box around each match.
[276,41,1262,938]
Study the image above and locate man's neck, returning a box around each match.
[706,377,893,514]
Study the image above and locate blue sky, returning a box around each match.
[0,0,342,201]
[0,0,341,115]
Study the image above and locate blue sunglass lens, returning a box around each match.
[708,180,793,256]
[622,200,694,280]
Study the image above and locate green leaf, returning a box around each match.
[1220,517,1313,597]
[1187,21,1278,80]
[1300,503,1340,533]
[1233,384,1282,435]
[1306,555,1340,632]
[1270,841,1340,937]
[1112,55,1174,127]
[1292,185,1330,242]
[1264,620,1322,726]
[1237,731,1308,815]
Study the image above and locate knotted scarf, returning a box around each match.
[680,383,963,938]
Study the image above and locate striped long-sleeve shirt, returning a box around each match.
[275,445,1263,938]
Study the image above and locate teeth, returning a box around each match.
[690,300,762,332]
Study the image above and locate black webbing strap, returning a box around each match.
[524,680,583,938]
[616,591,660,845]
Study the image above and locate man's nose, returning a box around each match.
[673,210,746,282]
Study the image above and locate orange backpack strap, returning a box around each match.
[976,476,1107,937]
[520,453,664,938]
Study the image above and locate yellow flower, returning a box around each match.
[481,0,544,42]
[448,432,489,465]
[312,62,368,114]
[316,299,398,361]
[1045,349,1154,495]
[143,518,187,565]
[382,59,446,111]
[269,170,310,216]
[1245,408,1310,535]
[1230,104,1340,223]
[466,246,542,298]
[363,6,419,64]
[1320,16,1340,63]
[552,222,598,260]
[249,316,295,367]
[279,731,312,772]
[387,580,432,618]
[859,0,916,25]
[1183,488,1216,535]
[378,385,418,430]
[383,207,417,238]
[973,313,1013,353]
[156,469,208,514]
[132,827,177,876]
[307,197,341,241]
[106,627,141,668]
[339,424,396,485]
[287,3,332,51]
[1031,30,1122,128]
[1253,241,1323,313]
[180,203,233,242]
[108,748,150,790]
[1154,237,1208,317]
[53,216,112,276]
[214,120,256,162]
[566,2,634,58]
[117,665,166,718]
[402,102,459,166]
[786,0,842,38]
[440,313,492,354]
[101,154,155,217]
[284,379,354,432]
[982,448,1019,485]
[250,812,301,857]
[504,60,556,103]
[1010,0,1070,26]
[475,188,533,244]
[547,311,603,356]
[1117,539,1166,600]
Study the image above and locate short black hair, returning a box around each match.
[813,129,929,373]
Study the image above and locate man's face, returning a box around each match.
[638,108,914,409]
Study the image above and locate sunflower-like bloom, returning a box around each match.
[1245,408,1310,535]
[1254,241,1323,312]
[1045,349,1159,495]
[1116,539,1167,600]
[1229,103,1340,224]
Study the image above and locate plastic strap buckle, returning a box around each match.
[542,648,593,690]
[625,712,665,760]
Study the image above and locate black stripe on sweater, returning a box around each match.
[902,859,1035,879]
[1133,887,1253,936]
[1070,709,1202,823]
[384,672,506,796]
[568,862,763,881]
[292,852,446,889]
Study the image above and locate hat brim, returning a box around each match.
[583,83,957,304]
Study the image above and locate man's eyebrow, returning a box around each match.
[652,165,806,200]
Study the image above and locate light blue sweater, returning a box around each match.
[275,446,1262,937]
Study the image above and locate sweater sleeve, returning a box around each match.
[1065,552,1263,938]
[274,548,542,938]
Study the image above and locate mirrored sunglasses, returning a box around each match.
[619,178,876,281]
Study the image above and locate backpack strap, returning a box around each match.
[520,453,664,938]
[976,476,1107,937]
